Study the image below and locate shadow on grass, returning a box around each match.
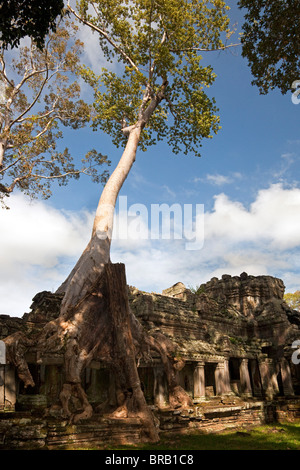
[101,421,300,451]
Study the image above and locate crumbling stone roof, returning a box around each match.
[1,273,300,363]
[129,273,300,360]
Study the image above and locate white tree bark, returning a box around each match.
[0,142,5,168]
[57,124,142,317]
[56,78,167,317]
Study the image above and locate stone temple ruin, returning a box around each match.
[1,272,300,448]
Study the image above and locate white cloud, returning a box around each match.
[77,24,113,75]
[272,152,297,179]
[69,0,120,76]
[193,172,242,186]
[206,174,233,185]
[162,185,176,199]
[2,184,300,317]
[112,184,300,293]
[204,183,300,250]
[1,198,91,267]
[0,194,93,316]
[281,152,295,161]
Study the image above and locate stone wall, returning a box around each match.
[128,273,300,403]
[0,314,24,339]
[199,273,285,318]
[0,272,300,448]
[0,412,143,449]
[159,398,300,435]
[129,273,300,364]
[1,273,300,408]
[1,399,300,449]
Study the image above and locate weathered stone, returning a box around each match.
[201,273,285,318]
[0,272,300,447]
[17,394,48,410]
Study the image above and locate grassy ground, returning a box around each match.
[100,420,300,451]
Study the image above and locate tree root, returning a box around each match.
[129,313,193,409]
[60,382,93,423]
[169,385,193,409]
[4,331,36,388]
[3,263,192,441]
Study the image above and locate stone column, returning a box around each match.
[249,360,263,397]
[0,365,4,410]
[215,361,232,396]
[269,361,279,396]
[108,369,117,407]
[43,365,62,405]
[280,358,295,396]
[259,359,275,399]
[4,365,16,410]
[239,359,252,397]
[193,361,205,402]
[154,367,167,408]
[86,368,100,404]
[223,359,232,395]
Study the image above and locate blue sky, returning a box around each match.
[1,1,300,316]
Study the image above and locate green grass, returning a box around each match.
[97,421,300,451]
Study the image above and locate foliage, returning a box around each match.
[238,0,300,95]
[188,284,205,295]
[0,21,110,207]
[229,336,243,345]
[140,422,300,450]
[0,0,65,49]
[284,291,300,311]
[72,0,234,156]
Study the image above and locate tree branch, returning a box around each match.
[0,154,23,174]
[31,171,79,180]
[141,79,168,125]
[0,54,14,88]
[170,42,241,53]
[67,2,140,73]
[8,67,52,129]
[2,168,90,196]
[17,105,57,124]
[30,169,91,180]
[6,173,31,193]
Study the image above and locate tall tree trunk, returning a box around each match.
[105,263,159,441]
[57,124,142,317]
[48,123,159,434]
[57,262,159,441]
[3,97,192,440]
[0,142,4,168]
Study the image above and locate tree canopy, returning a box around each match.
[238,0,300,95]
[55,0,236,326]
[0,0,65,49]
[284,291,300,311]
[0,21,110,207]
[72,0,233,157]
